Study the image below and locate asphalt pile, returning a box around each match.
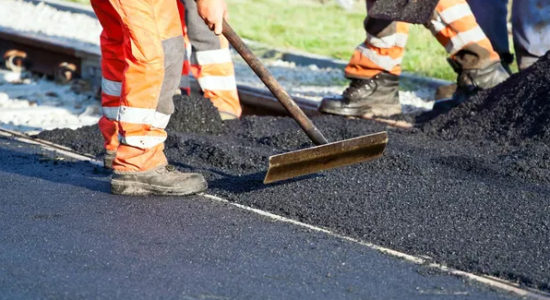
[421,51,550,145]
[37,62,550,292]
[37,123,104,156]
[166,92,225,135]
[37,94,225,156]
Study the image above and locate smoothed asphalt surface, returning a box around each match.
[0,136,519,299]
[37,94,550,291]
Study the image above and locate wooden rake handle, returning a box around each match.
[222,20,329,145]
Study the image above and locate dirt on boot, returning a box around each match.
[111,165,207,196]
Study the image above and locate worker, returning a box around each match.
[99,0,240,175]
[91,0,227,196]
[467,0,550,71]
[180,0,242,120]
[320,0,510,117]
[437,0,550,100]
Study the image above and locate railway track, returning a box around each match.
[2,0,463,131]
[0,20,320,117]
[0,0,419,128]
[0,27,415,128]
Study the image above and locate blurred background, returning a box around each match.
[65,0,517,81]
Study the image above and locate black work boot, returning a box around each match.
[111,165,207,196]
[433,60,509,111]
[320,72,401,117]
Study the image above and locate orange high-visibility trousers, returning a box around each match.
[346,0,500,79]
[91,0,186,173]
[180,0,242,118]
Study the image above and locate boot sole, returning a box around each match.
[320,103,401,118]
[111,179,208,196]
[319,104,372,117]
[362,104,402,118]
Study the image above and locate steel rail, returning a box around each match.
[0,26,408,124]
[0,26,320,116]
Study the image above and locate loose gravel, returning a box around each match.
[369,0,439,24]
[0,70,100,133]
[0,0,100,53]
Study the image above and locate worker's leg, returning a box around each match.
[466,0,513,67]
[90,0,123,168]
[344,17,409,78]
[181,0,242,119]
[177,0,192,97]
[427,0,508,93]
[320,0,407,117]
[512,0,550,70]
[104,0,206,195]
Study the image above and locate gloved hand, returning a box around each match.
[196,0,228,35]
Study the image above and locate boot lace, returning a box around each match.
[342,79,375,102]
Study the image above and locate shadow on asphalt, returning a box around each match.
[0,146,110,194]
[172,161,321,193]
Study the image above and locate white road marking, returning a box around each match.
[201,194,550,300]
[1,127,549,300]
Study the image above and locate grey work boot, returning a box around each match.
[111,165,207,196]
[320,72,401,117]
[456,61,510,92]
[433,60,509,111]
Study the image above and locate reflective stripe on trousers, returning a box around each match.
[91,0,186,172]
[345,0,499,80]
[180,0,242,117]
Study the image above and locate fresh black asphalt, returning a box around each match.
[37,92,550,292]
[0,136,519,299]
[27,52,550,298]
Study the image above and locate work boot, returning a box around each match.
[433,60,509,111]
[103,150,116,169]
[111,164,208,196]
[455,61,510,92]
[320,72,401,117]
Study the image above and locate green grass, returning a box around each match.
[402,25,456,80]
[69,0,505,80]
[227,0,456,80]
[227,0,366,60]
